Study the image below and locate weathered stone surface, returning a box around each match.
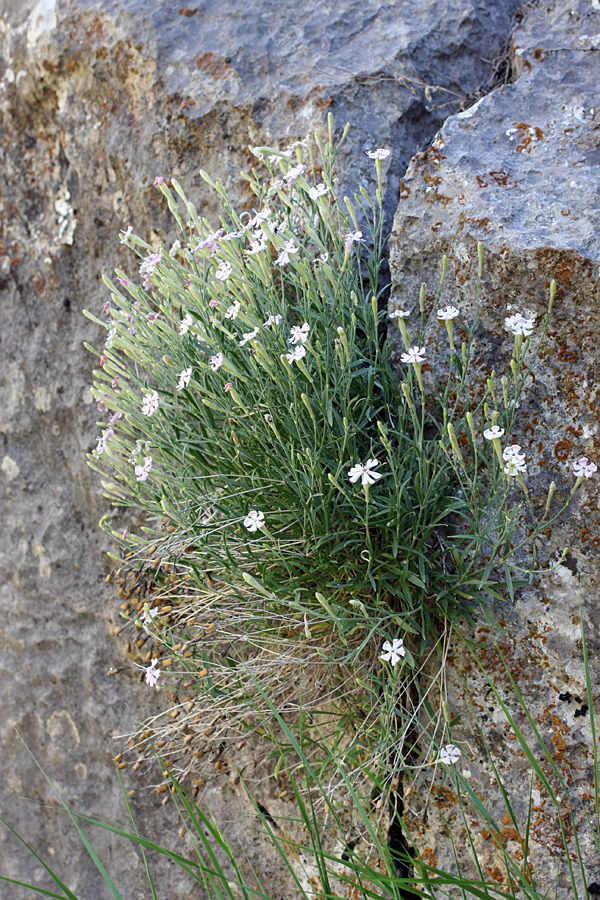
[0,0,520,894]
[390,0,600,891]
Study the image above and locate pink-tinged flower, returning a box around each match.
[135,456,153,482]
[194,231,224,256]
[141,606,159,626]
[119,226,133,244]
[210,353,224,371]
[102,301,111,317]
[147,312,160,323]
[348,458,382,486]
[288,322,310,344]
[94,430,112,455]
[99,355,107,367]
[503,444,523,461]
[504,312,535,337]
[246,237,266,255]
[308,183,330,200]
[144,658,160,687]
[139,252,162,290]
[284,163,306,184]
[247,208,271,228]
[122,527,129,540]
[244,509,265,532]
[142,391,159,417]
[275,239,298,267]
[401,346,426,364]
[380,637,405,666]
[263,314,283,327]
[97,401,105,412]
[239,328,259,347]
[177,367,192,391]
[179,313,193,335]
[220,230,244,241]
[286,344,307,364]
[573,457,598,478]
[215,260,232,281]
[153,176,164,185]
[366,148,390,160]
[184,280,192,289]
[389,308,410,319]
[437,305,459,320]
[224,301,240,320]
[223,382,233,392]
[440,744,460,765]
[209,298,220,308]
[342,231,365,253]
[483,425,505,440]
[119,278,128,287]
[108,411,122,427]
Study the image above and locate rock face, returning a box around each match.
[0,0,520,894]
[390,0,600,891]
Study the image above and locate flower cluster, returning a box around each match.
[505,312,535,337]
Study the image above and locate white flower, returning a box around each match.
[348,458,382,486]
[141,391,159,417]
[504,455,527,478]
[141,606,159,626]
[119,225,133,243]
[246,237,266,255]
[284,163,306,184]
[247,208,271,228]
[263,314,283,327]
[483,425,505,440]
[437,305,459,320]
[573,457,598,478]
[505,312,535,337]
[366,148,390,160]
[179,313,193,335]
[275,239,298,267]
[215,260,232,281]
[210,352,224,371]
[288,323,310,344]
[440,744,461,766]
[309,183,330,199]
[144,658,160,687]
[169,239,181,258]
[389,308,410,319]
[380,637,405,666]
[224,301,241,320]
[135,456,153,482]
[244,509,265,532]
[342,231,365,253]
[239,327,259,347]
[286,344,307,365]
[503,444,523,461]
[177,367,192,391]
[401,346,426,364]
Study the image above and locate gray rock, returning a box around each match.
[0,0,520,893]
[390,0,600,891]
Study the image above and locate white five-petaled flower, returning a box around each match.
[437,305,459,320]
[286,344,307,364]
[177,367,192,391]
[348,458,382,486]
[389,308,410,319]
[275,239,299,267]
[380,637,405,666]
[119,225,132,243]
[342,231,365,253]
[224,301,241,320]
[401,346,426,364]
[439,744,461,766]
[141,391,159,417]
[179,313,193,335]
[144,658,160,687]
[284,163,306,183]
[288,323,310,345]
[503,444,523,461]
[505,312,535,337]
[246,237,266,254]
[135,456,153,482]
[573,456,598,478]
[210,352,224,371]
[483,425,505,440]
[239,327,259,347]
[244,509,265,532]
[215,260,232,281]
[263,314,283,327]
[366,148,391,160]
[141,606,159,626]
[504,454,527,478]
[309,183,330,199]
